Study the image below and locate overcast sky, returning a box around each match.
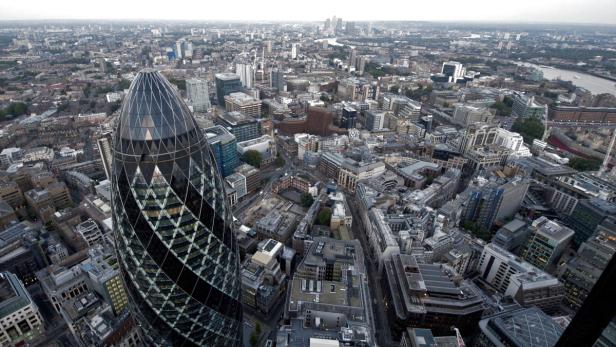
[1,0,615,24]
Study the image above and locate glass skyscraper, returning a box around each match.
[111,69,242,346]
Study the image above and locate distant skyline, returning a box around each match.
[1,0,616,25]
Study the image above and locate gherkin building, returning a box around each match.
[111,69,242,346]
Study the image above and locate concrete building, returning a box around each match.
[215,73,242,106]
[186,78,211,112]
[365,110,387,131]
[75,219,103,247]
[236,163,261,193]
[511,93,547,118]
[225,173,247,200]
[0,272,44,346]
[476,307,563,347]
[284,236,372,346]
[37,264,89,313]
[255,210,297,244]
[560,217,616,310]
[478,243,564,312]
[452,105,494,126]
[383,254,484,338]
[204,125,239,177]
[338,157,385,193]
[235,63,255,88]
[441,61,465,82]
[492,219,529,254]
[216,111,261,143]
[522,217,574,270]
[224,92,261,118]
[566,198,616,246]
[240,239,285,315]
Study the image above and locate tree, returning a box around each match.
[300,193,314,208]
[389,85,400,94]
[511,116,545,144]
[249,332,258,347]
[242,150,262,168]
[316,208,332,226]
[275,154,285,167]
[118,79,131,90]
[568,157,602,172]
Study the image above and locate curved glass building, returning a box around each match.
[111,69,242,346]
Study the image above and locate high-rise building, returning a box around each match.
[216,111,261,143]
[0,272,44,346]
[96,132,113,180]
[215,73,242,106]
[341,107,357,129]
[112,70,242,346]
[204,125,239,177]
[291,43,298,59]
[365,110,386,131]
[512,92,547,118]
[522,217,574,270]
[224,92,262,117]
[566,198,616,246]
[560,216,616,310]
[441,61,465,82]
[270,68,284,91]
[186,78,211,112]
[462,185,504,231]
[235,63,255,88]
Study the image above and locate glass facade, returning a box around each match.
[111,69,242,347]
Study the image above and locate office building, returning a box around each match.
[452,105,494,126]
[522,217,574,270]
[224,92,262,117]
[75,219,103,247]
[365,110,386,131]
[492,219,529,254]
[186,78,211,112]
[270,68,284,91]
[96,132,113,180]
[215,73,242,106]
[216,111,261,143]
[0,272,44,346]
[441,61,465,82]
[462,185,504,231]
[111,70,242,346]
[204,125,239,177]
[476,307,563,347]
[566,198,616,246]
[560,217,616,310]
[383,254,484,338]
[341,107,357,128]
[478,243,564,312]
[512,93,547,118]
[235,63,255,88]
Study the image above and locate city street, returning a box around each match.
[347,195,394,347]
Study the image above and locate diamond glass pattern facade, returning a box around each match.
[111,69,242,346]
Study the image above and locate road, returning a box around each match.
[347,194,394,347]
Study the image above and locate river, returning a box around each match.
[516,62,616,96]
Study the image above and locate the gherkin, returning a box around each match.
[111,69,242,346]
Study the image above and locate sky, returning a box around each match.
[1,0,615,24]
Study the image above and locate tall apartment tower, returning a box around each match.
[111,70,242,346]
[186,78,211,112]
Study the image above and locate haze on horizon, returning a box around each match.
[1,0,616,25]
